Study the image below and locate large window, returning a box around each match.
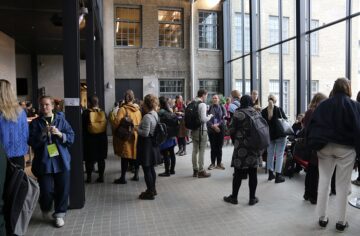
[158,9,183,48]
[235,79,251,95]
[199,11,219,49]
[159,79,184,98]
[268,16,289,53]
[235,13,250,52]
[115,6,141,47]
[269,80,289,115]
[310,20,319,56]
[199,79,223,99]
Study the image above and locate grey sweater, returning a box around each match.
[195,97,212,131]
[138,110,158,137]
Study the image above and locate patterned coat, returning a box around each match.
[111,103,142,159]
[230,107,261,169]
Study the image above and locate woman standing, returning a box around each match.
[158,96,177,177]
[112,90,142,184]
[29,96,75,228]
[261,94,287,183]
[137,94,161,200]
[174,95,187,156]
[82,95,108,183]
[0,79,29,169]
[303,93,327,204]
[224,95,262,205]
[307,78,360,232]
[0,143,7,235]
[207,94,226,170]
[251,90,261,112]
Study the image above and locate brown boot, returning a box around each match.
[198,170,211,178]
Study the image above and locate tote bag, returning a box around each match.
[276,109,294,136]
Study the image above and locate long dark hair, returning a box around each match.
[159,96,171,112]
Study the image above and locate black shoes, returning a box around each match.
[249,197,259,206]
[113,178,127,184]
[158,172,171,177]
[96,177,104,183]
[170,170,175,175]
[336,222,348,232]
[139,189,156,200]
[303,193,309,201]
[318,217,329,228]
[223,195,238,205]
[268,171,275,181]
[275,173,285,183]
[193,170,198,177]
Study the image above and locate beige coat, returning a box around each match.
[111,103,142,159]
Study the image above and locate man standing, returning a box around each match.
[190,89,213,178]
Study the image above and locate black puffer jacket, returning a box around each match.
[261,106,287,140]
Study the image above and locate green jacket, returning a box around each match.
[0,142,7,235]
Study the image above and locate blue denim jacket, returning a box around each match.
[0,110,29,158]
[29,113,75,177]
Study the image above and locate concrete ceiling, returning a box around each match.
[0,0,86,55]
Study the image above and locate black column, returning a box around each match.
[296,0,306,114]
[86,0,96,96]
[249,0,258,91]
[62,0,85,209]
[31,54,38,109]
[222,0,232,97]
[345,0,352,80]
[95,31,104,108]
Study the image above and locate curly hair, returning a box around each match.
[143,94,159,111]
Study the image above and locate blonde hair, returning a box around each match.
[0,79,22,121]
[144,94,159,111]
[267,94,277,120]
[309,92,327,110]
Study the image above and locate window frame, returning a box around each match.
[159,79,185,99]
[158,8,184,48]
[268,15,289,54]
[235,12,250,53]
[269,79,290,116]
[198,11,220,50]
[114,5,142,48]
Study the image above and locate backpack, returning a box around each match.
[159,110,179,138]
[241,108,270,150]
[151,114,168,146]
[115,108,135,141]
[184,101,202,130]
[283,149,295,178]
[88,108,107,134]
[4,160,39,235]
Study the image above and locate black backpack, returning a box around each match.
[3,159,39,235]
[151,114,168,146]
[241,108,270,150]
[115,108,135,141]
[159,110,179,138]
[184,101,202,130]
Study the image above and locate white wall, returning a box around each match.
[0,31,16,87]
[16,54,32,101]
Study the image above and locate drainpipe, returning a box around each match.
[190,0,196,99]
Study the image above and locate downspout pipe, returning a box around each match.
[190,0,196,99]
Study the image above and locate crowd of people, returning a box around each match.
[1,77,360,234]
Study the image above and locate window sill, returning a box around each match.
[198,48,222,52]
[114,46,142,49]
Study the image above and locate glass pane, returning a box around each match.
[158,10,181,23]
[311,22,346,100]
[283,0,296,38]
[351,16,360,97]
[260,0,278,49]
[116,7,140,21]
[283,39,296,121]
[312,0,346,25]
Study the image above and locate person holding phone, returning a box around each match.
[29,96,75,228]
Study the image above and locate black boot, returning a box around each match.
[131,168,139,181]
[275,173,285,183]
[268,170,275,181]
[176,146,183,155]
[86,174,92,183]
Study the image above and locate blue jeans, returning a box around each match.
[267,137,287,173]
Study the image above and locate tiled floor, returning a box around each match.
[27,142,360,236]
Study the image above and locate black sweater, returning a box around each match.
[307,93,360,154]
[261,106,287,140]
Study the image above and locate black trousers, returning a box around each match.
[85,159,105,178]
[232,168,257,200]
[120,158,139,179]
[178,137,186,150]
[142,166,156,191]
[304,163,319,200]
[160,147,176,173]
[208,130,224,165]
[38,171,70,217]
[9,156,25,170]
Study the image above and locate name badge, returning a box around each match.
[47,144,60,158]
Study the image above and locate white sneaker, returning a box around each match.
[55,217,65,228]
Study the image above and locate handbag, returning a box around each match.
[276,109,294,136]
